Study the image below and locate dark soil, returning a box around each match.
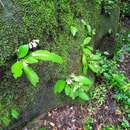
[22,89,124,130]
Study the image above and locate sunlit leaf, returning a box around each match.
[25,56,38,64]
[83,37,92,46]
[54,80,66,93]
[70,26,78,36]
[65,85,71,96]
[11,108,19,119]
[23,64,39,86]
[17,44,29,58]
[87,24,92,34]
[31,50,63,64]
[89,63,101,74]
[78,91,89,101]
[74,76,92,86]
[83,48,92,56]
[11,61,23,79]
[91,53,102,61]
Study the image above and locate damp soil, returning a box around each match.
[22,89,124,130]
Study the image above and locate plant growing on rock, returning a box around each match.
[0,104,19,127]
[54,74,93,101]
[11,40,63,86]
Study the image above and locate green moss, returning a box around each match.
[0,0,120,128]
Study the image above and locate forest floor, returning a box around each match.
[22,17,130,130]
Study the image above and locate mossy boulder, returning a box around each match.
[0,0,120,129]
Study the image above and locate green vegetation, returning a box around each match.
[120,1,130,17]
[0,0,129,129]
[54,74,92,101]
[11,42,63,86]
[0,104,19,127]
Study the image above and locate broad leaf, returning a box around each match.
[74,76,92,86]
[87,24,92,35]
[54,80,66,93]
[25,56,38,64]
[69,89,78,99]
[23,65,39,86]
[31,50,63,64]
[83,37,92,46]
[49,52,63,64]
[89,63,101,74]
[11,108,19,119]
[17,44,29,58]
[70,26,78,36]
[78,91,89,101]
[83,48,92,56]
[82,54,87,65]
[65,85,71,96]
[11,61,23,79]
[91,53,102,61]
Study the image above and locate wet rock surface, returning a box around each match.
[23,90,124,130]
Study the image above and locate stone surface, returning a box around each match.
[0,1,120,129]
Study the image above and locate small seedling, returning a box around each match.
[11,40,63,86]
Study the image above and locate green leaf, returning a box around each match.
[81,19,87,26]
[91,53,102,61]
[17,44,29,58]
[31,50,63,64]
[23,64,39,86]
[69,89,78,99]
[78,92,89,101]
[74,76,92,86]
[11,61,23,79]
[25,56,38,64]
[121,119,129,128]
[70,26,78,36]
[54,80,66,93]
[87,24,92,34]
[83,48,92,56]
[82,54,87,65]
[89,63,101,74]
[82,54,88,74]
[1,114,10,126]
[11,108,19,119]
[65,85,71,96]
[38,128,46,130]
[49,52,63,64]
[83,37,92,46]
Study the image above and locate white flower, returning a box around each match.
[66,79,73,85]
[29,39,39,49]
[104,51,110,56]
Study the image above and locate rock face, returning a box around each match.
[0,0,120,129]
